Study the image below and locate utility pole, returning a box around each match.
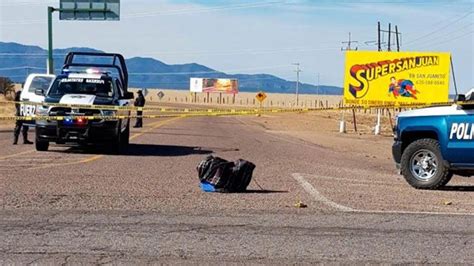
[377,22,382,51]
[293,63,301,106]
[341,32,358,51]
[316,73,320,95]
[378,22,402,52]
[388,23,391,51]
[340,33,358,134]
[395,25,400,52]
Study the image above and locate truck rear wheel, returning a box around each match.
[400,138,452,189]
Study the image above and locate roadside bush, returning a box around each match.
[0,76,15,100]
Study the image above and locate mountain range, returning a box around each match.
[0,42,342,95]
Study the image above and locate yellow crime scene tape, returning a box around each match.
[0,100,458,121]
[0,100,457,113]
[0,100,291,113]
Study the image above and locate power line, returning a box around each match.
[404,11,473,46]
[0,64,293,76]
[425,29,474,48]
[123,1,286,19]
[0,47,341,58]
[0,1,286,26]
[410,23,474,49]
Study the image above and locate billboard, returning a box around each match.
[343,51,450,107]
[190,78,238,94]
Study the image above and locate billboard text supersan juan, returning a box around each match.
[343,51,450,107]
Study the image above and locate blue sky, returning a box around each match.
[0,0,473,91]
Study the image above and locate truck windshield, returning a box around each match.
[28,76,54,93]
[48,77,114,97]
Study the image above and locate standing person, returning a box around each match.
[13,90,33,145]
[133,90,146,128]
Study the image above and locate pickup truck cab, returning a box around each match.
[393,90,474,189]
[19,74,55,126]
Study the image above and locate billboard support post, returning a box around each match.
[339,111,346,133]
[375,109,381,135]
[352,109,357,132]
[450,56,458,97]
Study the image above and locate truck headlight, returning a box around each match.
[101,110,116,117]
[35,105,49,116]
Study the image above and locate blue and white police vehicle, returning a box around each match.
[34,52,134,153]
[393,90,474,189]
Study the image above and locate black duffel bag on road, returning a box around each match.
[197,155,256,193]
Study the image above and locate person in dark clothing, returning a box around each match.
[133,90,146,128]
[13,90,33,145]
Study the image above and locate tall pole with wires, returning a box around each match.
[341,32,358,51]
[293,63,301,106]
[388,23,392,51]
[340,33,358,133]
[395,25,400,51]
[378,21,382,51]
[316,73,320,95]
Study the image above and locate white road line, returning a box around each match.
[293,172,474,216]
[291,173,355,212]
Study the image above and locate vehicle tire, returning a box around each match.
[35,140,49,151]
[400,138,452,189]
[108,122,122,154]
[122,122,130,146]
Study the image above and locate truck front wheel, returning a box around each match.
[400,138,452,189]
[35,140,49,151]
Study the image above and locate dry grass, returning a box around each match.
[0,95,15,126]
[130,89,342,108]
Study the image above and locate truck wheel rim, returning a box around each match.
[410,149,438,181]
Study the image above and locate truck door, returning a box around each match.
[20,74,55,126]
[445,108,474,165]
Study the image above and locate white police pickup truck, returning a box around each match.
[34,52,134,153]
[393,90,474,189]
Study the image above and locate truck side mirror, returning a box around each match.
[123,92,134,99]
[455,94,465,102]
[35,89,44,96]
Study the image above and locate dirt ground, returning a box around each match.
[247,110,395,157]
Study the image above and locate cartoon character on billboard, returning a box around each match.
[388,77,418,100]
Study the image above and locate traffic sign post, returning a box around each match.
[157,91,165,100]
[47,1,120,74]
[256,91,267,110]
[256,91,267,103]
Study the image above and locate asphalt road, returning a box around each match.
[0,115,473,264]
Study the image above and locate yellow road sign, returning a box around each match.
[256,91,267,103]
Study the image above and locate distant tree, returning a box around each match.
[0,76,15,99]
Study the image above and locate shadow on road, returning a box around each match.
[240,189,288,194]
[59,144,213,157]
[121,144,213,157]
[439,185,474,192]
